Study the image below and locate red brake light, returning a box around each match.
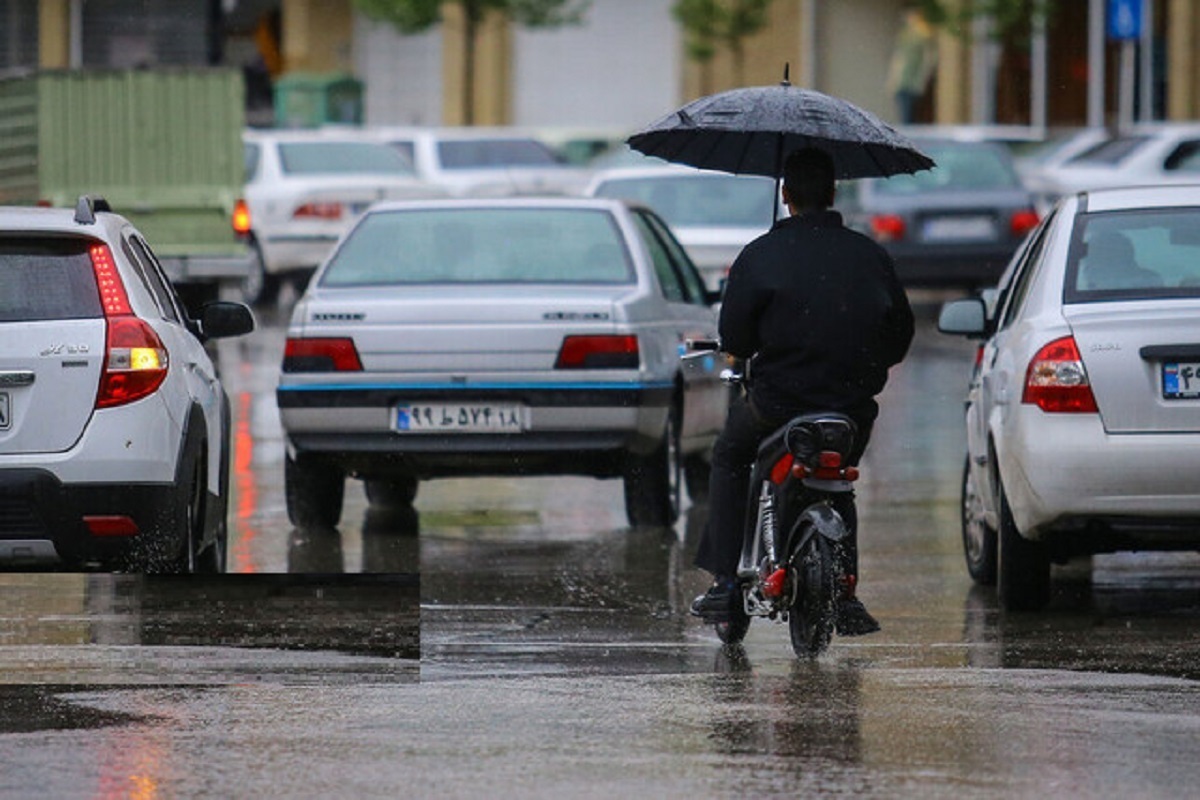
[1010,208,1040,237]
[233,198,252,235]
[555,335,639,369]
[769,453,795,485]
[1022,335,1098,413]
[90,244,169,409]
[293,202,343,220]
[84,515,141,536]
[283,337,363,372]
[870,214,906,242]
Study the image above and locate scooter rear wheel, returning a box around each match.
[788,533,839,658]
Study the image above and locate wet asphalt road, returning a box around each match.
[2,294,1199,796]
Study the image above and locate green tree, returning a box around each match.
[354,0,589,124]
[672,0,777,91]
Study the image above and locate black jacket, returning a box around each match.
[719,209,914,421]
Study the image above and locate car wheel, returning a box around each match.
[364,476,419,508]
[240,240,281,307]
[683,454,711,503]
[623,403,681,528]
[158,450,205,574]
[962,456,997,585]
[997,480,1051,611]
[285,452,345,529]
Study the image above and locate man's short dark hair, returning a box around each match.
[783,147,836,210]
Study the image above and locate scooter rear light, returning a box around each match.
[283,337,363,372]
[818,451,842,468]
[1022,335,1098,413]
[769,453,795,484]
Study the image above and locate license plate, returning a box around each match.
[394,403,527,433]
[0,392,8,430]
[1162,362,1200,399]
[922,216,997,242]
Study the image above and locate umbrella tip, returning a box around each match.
[781,63,791,87]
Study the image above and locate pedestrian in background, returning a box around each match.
[887,2,938,124]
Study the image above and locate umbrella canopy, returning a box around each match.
[627,81,935,181]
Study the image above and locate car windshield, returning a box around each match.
[1065,208,1200,302]
[278,141,415,175]
[321,207,635,286]
[872,140,1021,195]
[0,238,102,322]
[591,174,776,228]
[437,139,562,169]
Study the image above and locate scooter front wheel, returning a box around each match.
[788,533,840,658]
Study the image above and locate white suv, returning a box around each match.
[0,197,254,571]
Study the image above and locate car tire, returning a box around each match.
[159,448,206,574]
[683,454,711,503]
[364,476,419,508]
[623,403,681,528]
[997,480,1051,611]
[285,452,345,529]
[240,239,281,308]
[962,456,997,585]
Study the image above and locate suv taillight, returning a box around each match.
[1022,335,1098,413]
[283,338,363,372]
[554,335,639,369]
[91,244,169,408]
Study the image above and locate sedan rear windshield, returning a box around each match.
[437,139,562,169]
[591,174,776,228]
[872,140,1022,195]
[279,141,415,175]
[321,208,635,286]
[0,238,102,322]
[1065,209,1200,303]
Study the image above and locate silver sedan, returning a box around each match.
[276,197,727,529]
[939,183,1200,611]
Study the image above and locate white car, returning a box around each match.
[0,197,254,571]
[938,184,1200,611]
[241,128,447,305]
[584,165,780,292]
[364,126,591,198]
[1024,122,1200,212]
[276,197,726,530]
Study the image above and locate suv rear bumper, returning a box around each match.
[0,468,184,569]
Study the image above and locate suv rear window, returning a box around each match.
[0,239,101,322]
[1065,209,1200,303]
[321,207,634,286]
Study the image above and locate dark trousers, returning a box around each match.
[694,394,873,581]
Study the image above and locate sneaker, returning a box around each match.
[835,597,881,636]
[690,577,736,622]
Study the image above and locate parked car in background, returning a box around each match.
[584,165,780,292]
[0,197,254,571]
[1012,126,1110,201]
[938,183,1200,611]
[1024,122,1200,211]
[241,128,447,306]
[276,197,726,529]
[837,137,1040,289]
[365,126,591,198]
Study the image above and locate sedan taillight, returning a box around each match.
[1022,336,1098,413]
[233,198,252,236]
[1010,208,1040,237]
[870,214,906,242]
[283,338,363,372]
[554,335,639,369]
[293,202,344,220]
[90,244,169,409]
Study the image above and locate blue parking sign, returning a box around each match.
[1108,0,1142,40]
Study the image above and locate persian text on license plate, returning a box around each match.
[393,403,527,433]
[922,216,997,242]
[1162,362,1200,399]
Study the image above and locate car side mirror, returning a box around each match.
[199,301,256,340]
[937,297,988,338]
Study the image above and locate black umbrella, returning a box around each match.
[626,73,934,182]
